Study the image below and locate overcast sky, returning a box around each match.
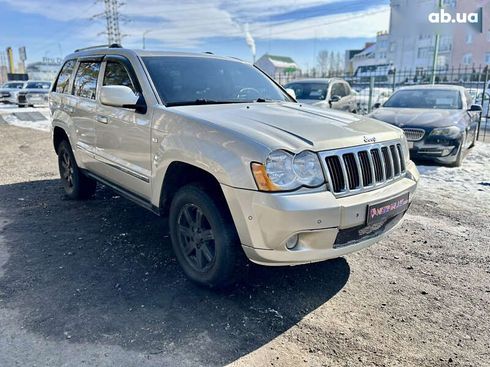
[0,0,390,69]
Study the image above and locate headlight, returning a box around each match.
[251,150,325,191]
[429,126,461,139]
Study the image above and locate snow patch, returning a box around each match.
[0,106,50,132]
[416,143,490,205]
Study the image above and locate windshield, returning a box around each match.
[25,82,51,89]
[3,82,24,89]
[384,89,462,109]
[143,56,289,106]
[284,82,328,100]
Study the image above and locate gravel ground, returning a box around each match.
[0,124,489,367]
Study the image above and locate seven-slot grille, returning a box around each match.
[403,128,425,141]
[320,141,406,197]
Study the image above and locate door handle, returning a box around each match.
[96,115,108,124]
[63,105,74,114]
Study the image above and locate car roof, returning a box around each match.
[397,84,465,91]
[65,46,246,64]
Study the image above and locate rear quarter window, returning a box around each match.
[54,60,76,94]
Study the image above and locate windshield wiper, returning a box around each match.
[167,99,239,107]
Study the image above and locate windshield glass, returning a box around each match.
[384,89,462,109]
[26,82,51,89]
[284,82,328,100]
[3,82,24,89]
[143,56,289,106]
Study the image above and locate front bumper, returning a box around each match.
[26,93,49,106]
[222,161,419,266]
[408,132,463,164]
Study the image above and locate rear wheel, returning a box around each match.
[169,184,242,288]
[57,140,96,199]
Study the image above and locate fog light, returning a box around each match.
[285,234,299,249]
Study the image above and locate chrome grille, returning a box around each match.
[403,128,425,141]
[319,141,406,197]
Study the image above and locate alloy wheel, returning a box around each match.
[60,150,74,188]
[177,203,216,272]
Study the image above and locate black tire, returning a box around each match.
[469,130,477,148]
[169,184,243,288]
[18,104,26,108]
[449,133,466,167]
[57,140,96,199]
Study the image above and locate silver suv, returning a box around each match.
[50,45,419,287]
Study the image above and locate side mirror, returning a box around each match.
[100,85,139,108]
[285,88,296,100]
[468,104,482,112]
[329,95,341,103]
[373,102,381,109]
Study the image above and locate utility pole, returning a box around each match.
[430,0,443,84]
[103,0,122,45]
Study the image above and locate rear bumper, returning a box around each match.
[222,161,419,266]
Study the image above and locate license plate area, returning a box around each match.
[366,192,410,225]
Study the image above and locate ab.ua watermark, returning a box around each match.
[428,8,479,24]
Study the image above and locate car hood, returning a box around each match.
[20,88,49,93]
[297,99,323,105]
[169,102,402,152]
[369,107,464,128]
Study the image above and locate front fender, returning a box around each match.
[150,109,270,206]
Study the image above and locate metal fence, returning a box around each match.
[276,65,490,141]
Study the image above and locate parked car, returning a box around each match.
[50,46,419,287]
[356,87,393,114]
[17,81,51,107]
[369,85,481,167]
[0,81,26,104]
[475,91,489,118]
[284,78,358,113]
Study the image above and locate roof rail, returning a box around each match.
[74,43,122,52]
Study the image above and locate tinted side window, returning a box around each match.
[342,83,351,96]
[55,60,75,94]
[331,83,345,97]
[103,61,136,93]
[73,62,101,100]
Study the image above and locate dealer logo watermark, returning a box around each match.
[428,8,483,31]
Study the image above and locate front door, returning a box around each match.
[93,56,152,200]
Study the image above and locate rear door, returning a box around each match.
[70,57,103,170]
[94,55,152,199]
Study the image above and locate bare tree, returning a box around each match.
[317,50,329,77]
[328,51,336,76]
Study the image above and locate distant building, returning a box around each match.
[255,54,301,81]
[345,0,490,75]
[451,0,490,68]
[26,57,62,81]
[344,49,364,74]
[345,32,394,81]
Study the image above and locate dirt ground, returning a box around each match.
[0,124,489,367]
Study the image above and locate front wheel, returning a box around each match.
[449,133,466,167]
[169,184,242,288]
